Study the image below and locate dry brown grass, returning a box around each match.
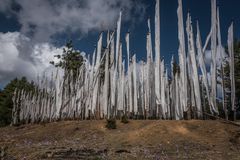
[0,120,240,159]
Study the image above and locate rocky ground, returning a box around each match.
[0,120,240,160]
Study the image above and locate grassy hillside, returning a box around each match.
[0,120,240,159]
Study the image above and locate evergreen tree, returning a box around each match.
[50,40,85,80]
[223,39,240,119]
[0,77,35,127]
[172,58,180,76]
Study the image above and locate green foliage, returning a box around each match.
[121,115,129,124]
[222,39,240,116]
[106,118,116,129]
[50,40,85,80]
[99,46,107,84]
[172,57,180,76]
[0,77,35,127]
[234,41,240,107]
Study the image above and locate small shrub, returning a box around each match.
[121,115,129,124]
[106,118,116,129]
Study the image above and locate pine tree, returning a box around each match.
[0,77,35,126]
[50,40,85,81]
[223,40,240,120]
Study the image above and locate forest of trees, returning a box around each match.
[219,40,240,120]
[0,77,35,126]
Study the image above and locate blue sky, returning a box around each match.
[46,0,240,62]
[0,0,239,87]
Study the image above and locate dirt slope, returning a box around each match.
[0,120,240,160]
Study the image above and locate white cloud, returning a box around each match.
[0,32,63,86]
[204,46,227,68]
[0,0,146,86]
[204,50,212,67]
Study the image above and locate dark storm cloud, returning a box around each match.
[0,0,146,42]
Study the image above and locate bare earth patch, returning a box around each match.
[0,120,240,159]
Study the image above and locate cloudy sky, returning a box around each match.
[0,0,240,88]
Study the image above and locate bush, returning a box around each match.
[121,115,129,124]
[106,118,116,129]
